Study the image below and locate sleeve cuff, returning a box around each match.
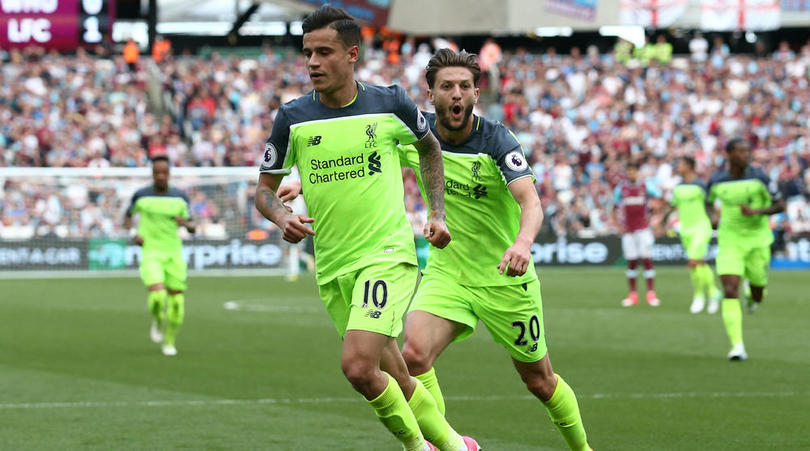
[259,168,292,175]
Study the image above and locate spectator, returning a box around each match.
[123,39,139,72]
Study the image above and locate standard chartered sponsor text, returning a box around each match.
[309,154,367,184]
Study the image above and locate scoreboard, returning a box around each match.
[1,0,114,50]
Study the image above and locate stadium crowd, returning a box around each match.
[2,37,810,242]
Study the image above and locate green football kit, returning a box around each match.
[671,180,720,303]
[259,82,477,451]
[400,112,590,450]
[399,112,545,363]
[126,186,191,291]
[708,165,779,352]
[671,181,712,260]
[260,82,428,338]
[707,166,778,286]
[126,185,190,347]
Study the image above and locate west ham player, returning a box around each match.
[612,161,662,307]
[254,6,474,451]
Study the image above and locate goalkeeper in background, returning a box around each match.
[124,155,195,356]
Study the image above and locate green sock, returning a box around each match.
[543,375,589,451]
[703,266,720,299]
[721,298,743,345]
[408,378,462,451]
[164,293,185,346]
[689,267,702,298]
[147,290,166,325]
[368,373,425,451]
[415,367,446,415]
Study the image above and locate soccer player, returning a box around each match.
[612,161,662,307]
[398,49,591,451]
[124,155,194,356]
[707,138,785,360]
[668,156,722,314]
[254,6,476,451]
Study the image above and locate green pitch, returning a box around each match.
[1,268,808,450]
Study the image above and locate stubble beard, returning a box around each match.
[437,102,474,132]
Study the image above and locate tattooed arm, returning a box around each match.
[412,131,451,248]
[255,173,314,243]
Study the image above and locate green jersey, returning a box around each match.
[126,186,191,256]
[670,180,711,234]
[260,82,429,284]
[707,166,779,245]
[399,112,536,287]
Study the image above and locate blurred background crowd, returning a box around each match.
[2,34,809,245]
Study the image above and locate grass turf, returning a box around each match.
[0,268,808,450]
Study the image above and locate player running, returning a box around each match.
[124,155,195,356]
[397,49,591,451]
[612,161,662,307]
[667,156,722,314]
[707,138,785,361]
[254,6,476,451]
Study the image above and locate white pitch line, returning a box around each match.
[1,391,805,410]
[223,300,321,313]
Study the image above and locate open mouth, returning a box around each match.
[451,104,463,119]
[310,72,324,81]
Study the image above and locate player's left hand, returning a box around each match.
[424,218,451,249]
[277,181,302,203]
[740,205,757,216]
[499,239,532,277]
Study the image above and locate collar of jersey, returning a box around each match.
[312,81,364,108]
[433,114,481,150]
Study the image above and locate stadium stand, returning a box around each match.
[1,37,809,241]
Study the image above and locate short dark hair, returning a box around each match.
[151,155,170,165]
[725,137,746,153]
[626,160,640,170]
[425,49,482,89]
[301,5,361,49]
[682,156,696,169]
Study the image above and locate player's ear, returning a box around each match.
[473,87,480,104]
[427,88,434,105]
[347,44,360,64]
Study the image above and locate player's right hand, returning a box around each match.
[134,235,144,246]
[424,218,451,249]
[277,181,302,203]
[278,214,315,243]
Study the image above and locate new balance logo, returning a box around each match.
[368,151,381,174]
[365,123,377,148]
[473,184,488,199]
[366,310,382,319]
[307,136,322,146]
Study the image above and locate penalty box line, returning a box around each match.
[0,391,805,410]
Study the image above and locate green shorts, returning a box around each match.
[680,228,711,261]
[318,263,418,338]
[139,252,187,291]
[716,241,770,286]
[410,272,547,363]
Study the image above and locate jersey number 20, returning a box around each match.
[512,315,541,345]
